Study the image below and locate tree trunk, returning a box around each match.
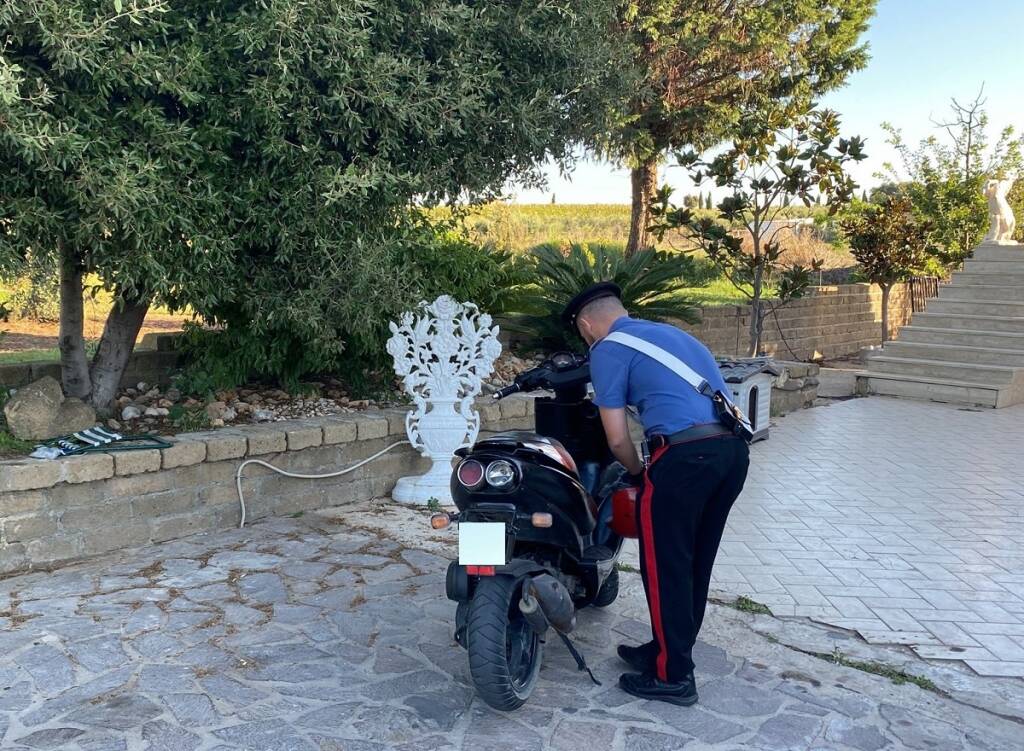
[58,253,92,400]
[88,297,149,412]
[747,265,765,357]
[626,157,659,257]
[880,283,892,343]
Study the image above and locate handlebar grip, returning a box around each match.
[492,383,521,400]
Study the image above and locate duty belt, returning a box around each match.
[647,423,733,452]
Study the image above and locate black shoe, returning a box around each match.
[619,672,698,706]
[617,641,658,672]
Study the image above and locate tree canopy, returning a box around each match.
[609,0,875,254]
[0,0,622,407]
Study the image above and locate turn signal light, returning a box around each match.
[430,512,452,530]
[531,512,553,528]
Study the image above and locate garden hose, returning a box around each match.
[235,440,410,528]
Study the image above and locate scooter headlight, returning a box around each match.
[485,460,516,489]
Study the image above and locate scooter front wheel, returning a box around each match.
[467,575,543,710]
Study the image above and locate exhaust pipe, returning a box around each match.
[519,574,576,634]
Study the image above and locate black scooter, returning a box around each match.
[431,352,628,710]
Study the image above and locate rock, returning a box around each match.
[234,401,252,415]
[144,407,169,418]
[165,388,182,403]
[211,418,225,428]
[253,409,275,422]
[121,405,142,421]
[3,376,62,439]
[222,407,237,422]
[107,419,122,431]
[137,382,148,392]
[158,399,173,408]
[205,401,227,420]
[3,376,96,440]
[57,397,98,434]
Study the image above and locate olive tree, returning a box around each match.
[0,0,621,409]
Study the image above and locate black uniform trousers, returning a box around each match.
[635,434,750,682]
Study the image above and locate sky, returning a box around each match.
[511,0,1024,204]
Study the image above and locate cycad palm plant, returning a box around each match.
[505,243,706,351]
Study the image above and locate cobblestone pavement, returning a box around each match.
[2,512,1022,750]
[709,397,1024,678]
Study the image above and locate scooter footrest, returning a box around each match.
[583,544,614,563]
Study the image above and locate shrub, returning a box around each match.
[175,231,527,394]
[504,242,705,352]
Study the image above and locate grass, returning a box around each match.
[732,595,773,615]
[0,347,63,364]
[0,430,34,459]
[815,647,941,693]
[615,561,640,574]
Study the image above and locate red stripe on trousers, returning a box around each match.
[640,447,669,681]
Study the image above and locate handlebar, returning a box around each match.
[492,383,522,400]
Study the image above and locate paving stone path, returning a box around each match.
[1,512,1022,750]
[709,397,1024,678]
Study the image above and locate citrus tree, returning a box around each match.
[0,0,621,409]
[841,196,934,341]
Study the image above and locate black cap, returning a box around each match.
[561,282,622,329]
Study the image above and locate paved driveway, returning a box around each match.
[711,396,1024,677]
[2,512,1020,750]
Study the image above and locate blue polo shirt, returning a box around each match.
[589,317,727,437]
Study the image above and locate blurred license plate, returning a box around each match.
[458,522,506,566]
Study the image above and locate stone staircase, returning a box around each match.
[864,243,1024,408]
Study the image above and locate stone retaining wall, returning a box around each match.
[0,396,535,576]
[678,283,912,360]
[770,362,821,415]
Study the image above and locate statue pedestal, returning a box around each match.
[392,459,456,505]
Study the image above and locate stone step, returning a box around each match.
[910,312,1024,334]
[970,244,1024,262]
[952,271,1024,286]
[939,284,1024,302]
[882,340,1024,367]
[925,298,1024,317]
[862,373,1002,408]
[866,355,1016,385]
[898,326,1024,351]
[962,259,1024,273]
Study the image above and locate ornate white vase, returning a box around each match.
[386,296,502,505]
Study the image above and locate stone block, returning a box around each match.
[286,423,323,451]
[61,499,134,531]
[321,416,358,445]
[355,414,389,441]
[26,534,83,565]
[113,449,162,476]
[0,490,47,515]
[202,432,248,462]
[149,512,216,543]
[199,482,238,506]
[499,396,528,419]
[0,460,62,492]
[3,512,58,543]
[379,408,411,436]
[474,400,501,425]
[0,542,28,574]
[161,440,206,469]
[0,362,31,388]
[131,489,196,518]
[60,454,115,484]
[245,428,287,456]
[106,469,179,499]
[81,521,151,555]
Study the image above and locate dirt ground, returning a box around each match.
[1,309,189,353]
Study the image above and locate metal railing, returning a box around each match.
[909,276,940,313]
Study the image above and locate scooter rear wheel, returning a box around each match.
[467,575,542,710]
[592,568,620,608]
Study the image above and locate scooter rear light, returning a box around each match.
[457,459,485,488]
[466,565,495,576]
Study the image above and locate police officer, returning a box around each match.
[563,282,750,706]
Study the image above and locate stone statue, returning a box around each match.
[983,177,1018,245]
